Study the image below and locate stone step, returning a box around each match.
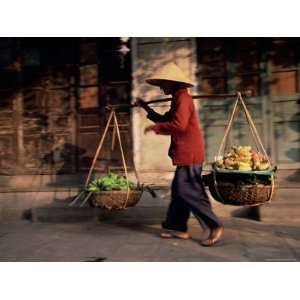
[30,206,167,224]
[0,187,83,193]
[0,169,299,191]
[4,188,300,224]
[29,200,299,224]
[31,207,103,223]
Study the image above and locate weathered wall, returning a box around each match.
[0,38,133,179]
[131,38,198,173]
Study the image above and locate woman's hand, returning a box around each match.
[135,98,149,109]
[144,125,155,135]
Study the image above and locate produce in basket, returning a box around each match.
[87,172,143,210]
[207,93,277,206]
[87,172,135,192]
[215,145,270,171]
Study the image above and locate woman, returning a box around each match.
[137,62,223,246]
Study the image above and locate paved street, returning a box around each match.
[0,212,299,262]
[0,185,299,262]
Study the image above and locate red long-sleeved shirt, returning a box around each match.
[147,88,205,166]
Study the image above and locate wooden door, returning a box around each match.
[268,38,300,169]
[77,38,133,173]
[0,38,21,175]
[196,38,264,163]
[0,38,133,176]
[196,38,300,169]
[21,38,77,175]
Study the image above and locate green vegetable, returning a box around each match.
[87,172,134,192]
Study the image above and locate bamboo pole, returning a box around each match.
[106,90,252,110]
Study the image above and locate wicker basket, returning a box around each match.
[81,108,144,210]
[207,168,277,206]
[209,181,277,206]
[90,189,143,210]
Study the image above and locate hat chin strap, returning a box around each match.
[162,82,186,95]
[174,82,189,92]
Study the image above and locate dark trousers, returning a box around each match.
[162,165,223,232]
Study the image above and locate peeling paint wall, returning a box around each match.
[131,38,197,172]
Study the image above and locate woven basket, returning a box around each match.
[207,92,279,206]
[202,167,278,206]
[209,181,277,206]
[90,189,143,210]
[83,108,144,210]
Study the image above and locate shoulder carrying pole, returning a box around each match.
[106,90,253,110]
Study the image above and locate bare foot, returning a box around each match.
[201,226,224,246]
[160,229,190,240]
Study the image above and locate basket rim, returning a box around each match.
[215,182,274,188]
[213,165,277,175]
[92,189,143,194]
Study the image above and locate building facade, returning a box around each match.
[0,38,133,180]
[132,37,300,182]
[0,37,299,188]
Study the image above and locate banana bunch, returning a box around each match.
[215,146,271,171]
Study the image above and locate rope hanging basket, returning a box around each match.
[84,109,143,210]
[206,92,278,206]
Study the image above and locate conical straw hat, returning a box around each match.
[146,63,194,87]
